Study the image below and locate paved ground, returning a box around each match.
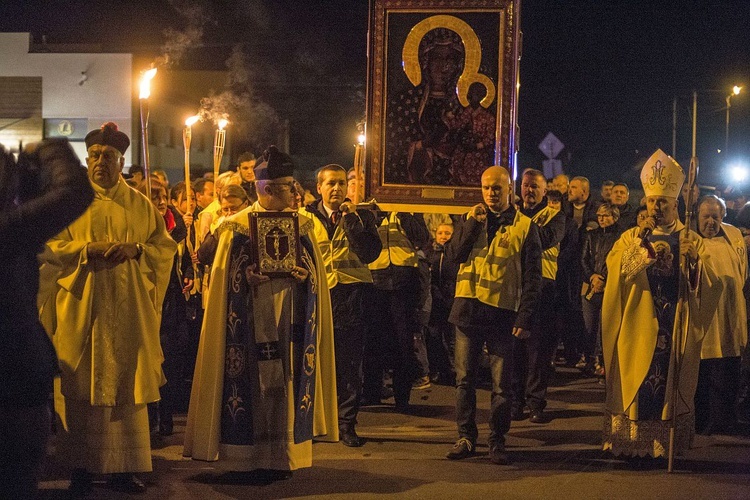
[39,368,750,499]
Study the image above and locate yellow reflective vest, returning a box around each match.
[529,205,560,280]
[368,212,419,270]
[454,210,533,311]
[309,212,373,289]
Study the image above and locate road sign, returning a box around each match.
[539,132,564,159]
[542,159,563,179]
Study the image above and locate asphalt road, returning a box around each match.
[38,368,750,499]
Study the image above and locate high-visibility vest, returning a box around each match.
[454,210,532,311]
[368,212,419,270]
[529,205,560,280]
[309,213,373,289]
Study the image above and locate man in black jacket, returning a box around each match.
[363,210,430,413]
[305,164,382,446]
[559,176,597,366]
[0,140,94,498]
[512,169,566,424]
[445,166,542,465]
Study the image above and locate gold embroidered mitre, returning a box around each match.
[640,149,684,199]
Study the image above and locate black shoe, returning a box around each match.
[107,473,147,494]
[340,429,364,447]
[511,406,527,421]
[159,421,174,436]
[69,468,92,498]
[360,395,383,407]
[529,409,550,424]
[488,443,511,465]
[394,401,412,414]
[257,469,293,481]
[446,438,476,460]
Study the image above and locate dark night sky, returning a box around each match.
[1,0,749,187]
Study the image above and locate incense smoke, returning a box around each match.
[198,45,281,152]
[157,0,209,67]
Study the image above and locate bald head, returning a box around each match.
[552,174,569,194]
[481,166,511,212]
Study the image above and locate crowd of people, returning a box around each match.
[2,122,750,497]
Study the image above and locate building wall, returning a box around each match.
[0,33,133,164]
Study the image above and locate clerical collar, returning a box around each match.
[91,177,122,199]
[652,220,678,236]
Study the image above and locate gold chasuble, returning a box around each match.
[601,223,715,458]
[42,178,176,473]
[184,202,337,471]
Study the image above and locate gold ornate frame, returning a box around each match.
[248,211,301,277]
[365,0,520,213]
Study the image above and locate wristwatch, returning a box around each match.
[135,243,144,260]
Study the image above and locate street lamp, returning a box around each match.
[726,85,742,155]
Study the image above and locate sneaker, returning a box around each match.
[446,438,476,460]
[489,442,511,465]
[412,376,431,390]
[594,363,605,377]
[511,405,527,421]
[529,409,550,424]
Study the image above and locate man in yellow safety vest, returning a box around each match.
[444,166,542,465]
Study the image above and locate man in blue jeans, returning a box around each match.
[444,166,542,465]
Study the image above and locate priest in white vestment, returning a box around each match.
[42,123,176,494]
[693,195,748,434]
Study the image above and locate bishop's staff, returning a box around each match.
[668,91,699,473]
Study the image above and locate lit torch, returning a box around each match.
[212,118,228,200]
[139,67,157,198]
[183,115,200,213]
[352,132,366,204]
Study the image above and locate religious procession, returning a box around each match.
[1,0,750,499]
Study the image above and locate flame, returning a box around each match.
[139,67,158,99]
[185,115,200,127]
[217,118,228,130]
[357,133,366,146]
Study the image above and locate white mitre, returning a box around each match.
[640,149,685,199]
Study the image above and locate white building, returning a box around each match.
[0,32,229,185]
[0,32,133,164]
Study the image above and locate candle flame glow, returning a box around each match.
[139,68,158,99]
[218,118,228,130]
[185,115,200,127]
